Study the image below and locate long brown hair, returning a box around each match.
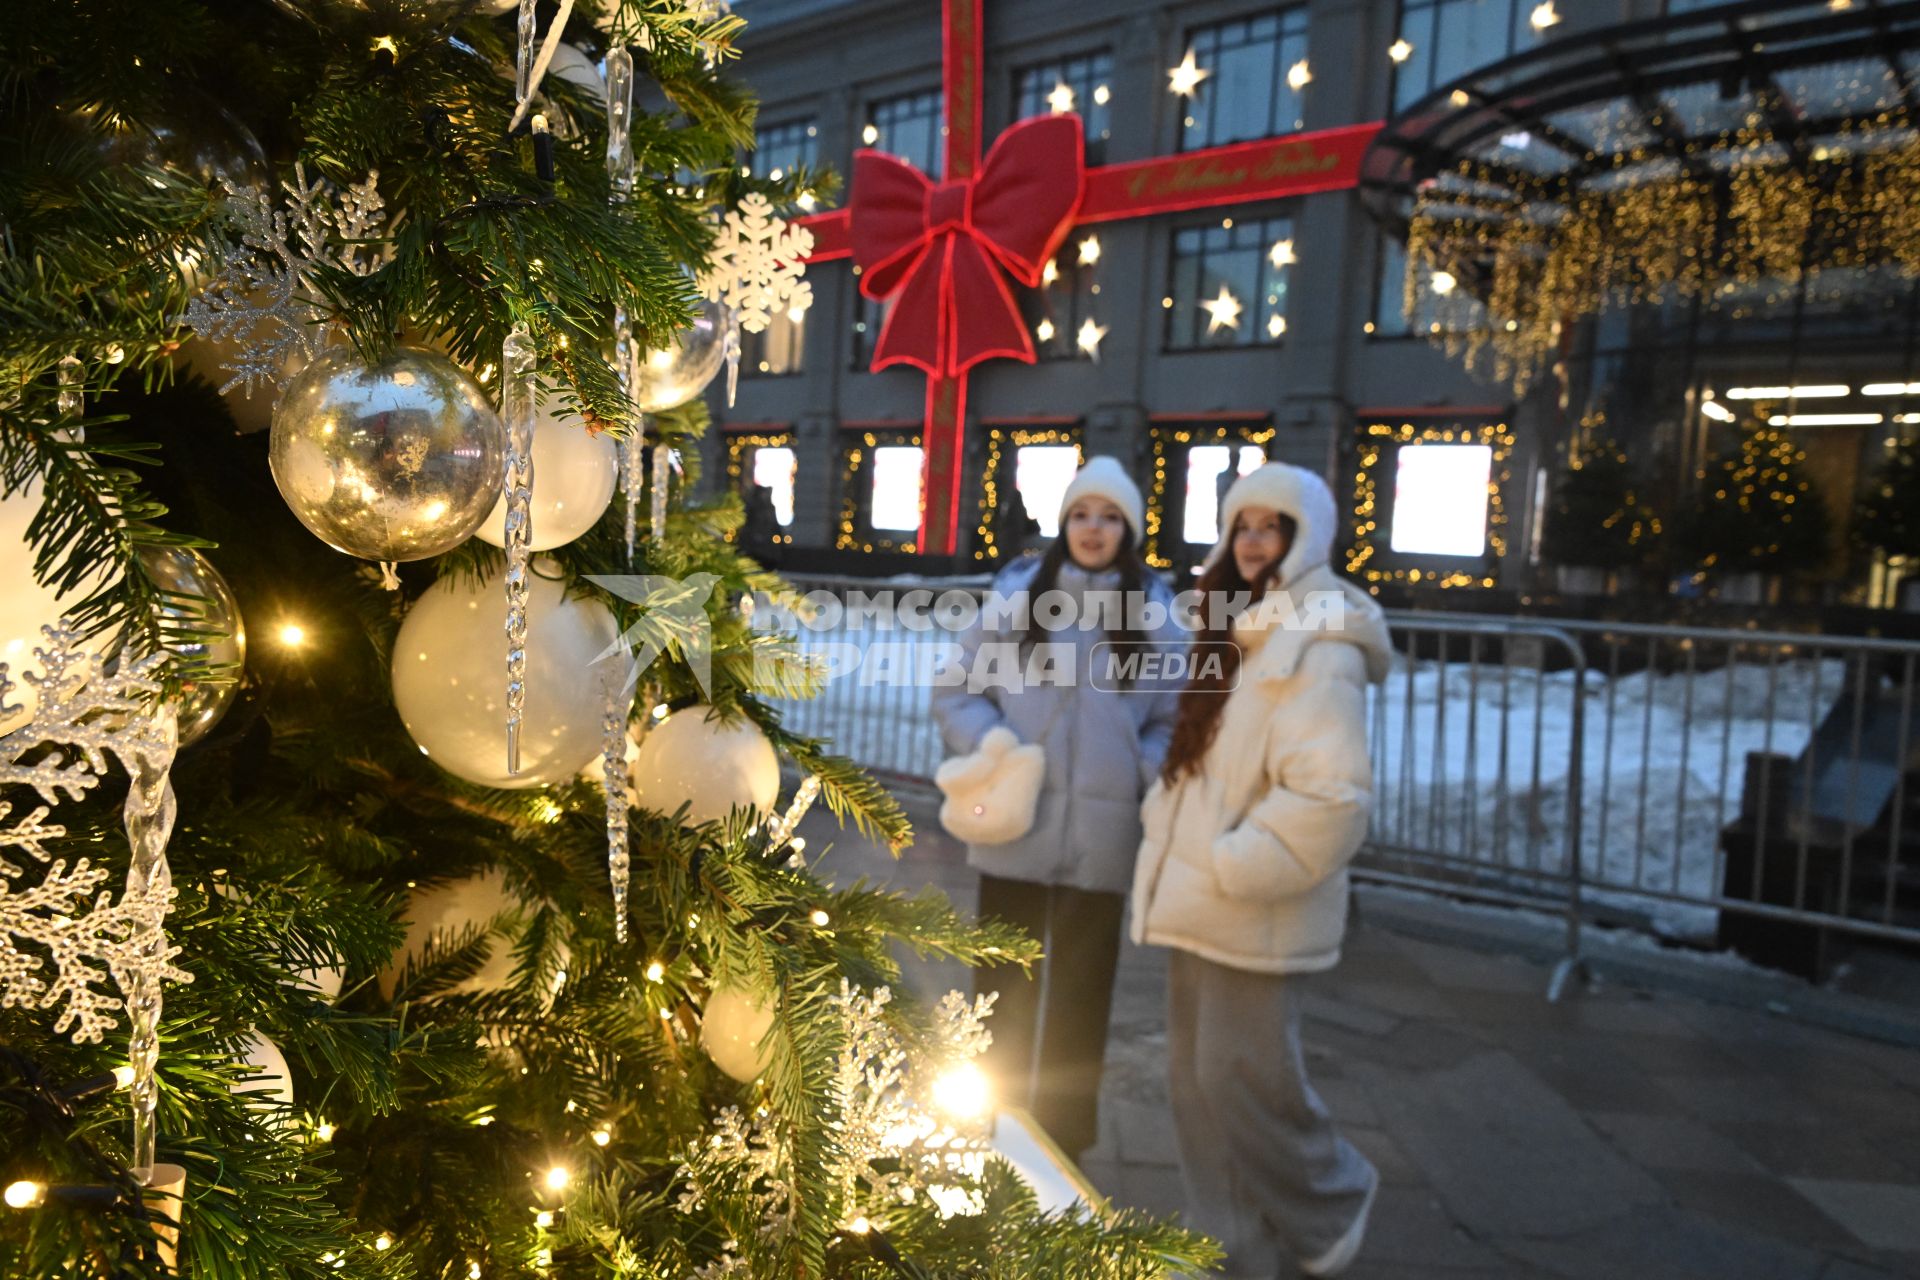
[1159,513,1294,784]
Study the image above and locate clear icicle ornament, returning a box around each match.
[623,421,644,564]
[515,0,538,105]
[501,325,537,777]
[605,46,635,198]
[123,702,180,1177]
[767,774,821,852]
[649,436,671,543]
[57,355,83,418]
[601,656,634,942]
[723,309,741,408]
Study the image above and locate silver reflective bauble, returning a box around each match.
[633,298,729,413]
[270,345,506,563]
[135,546,247,748]
[87,93,270,194]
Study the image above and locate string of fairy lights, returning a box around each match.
[726,430,796,548]
[836,430,923,554]
[1145,421,1277,569]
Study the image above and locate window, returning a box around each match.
[1177,9,1310,152]
[743,309,806,377]
[750,118,817,180]
[752,446,797,527]
[1371,234,1487,337]
[1166,215,1294,350]
[1019,242,1102,361]
[864,89,944,176]
[1016,445,1082,538]
[1663,0,1732,13]
[1183,444,1268,544]
[1014,51,1114,163]
[1389,443,1493,557]
[851,293,889,368]
[1391,0,1528,113]
[869,446,925,532]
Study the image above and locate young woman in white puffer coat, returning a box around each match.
[1131,462,1392,1279]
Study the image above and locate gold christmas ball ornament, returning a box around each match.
[270,345,506,564]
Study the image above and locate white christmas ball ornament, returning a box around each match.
[474,394,617,550]
[632,298,730,413]
[0,477,118,733]
[380,869,518,998]
[392,561,634,788]
[235,1032,294,1109]
[702,983,776,1083]
[629,709,780,825]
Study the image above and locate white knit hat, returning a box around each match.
[1058,456,1145,543]
[1203,462,1338,586]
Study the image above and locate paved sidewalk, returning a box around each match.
[797,793,1920,1280]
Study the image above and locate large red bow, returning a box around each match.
[850,114,1085,378]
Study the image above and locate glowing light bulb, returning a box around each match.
[1169,48,1209,97]
[849,1216,872,1235]
[1389,38,1413,63]
[544,1165,570,1192]
[862,123,879,145]
[592,1129,611,1147]
[1047,82,1075,115]
[1287,60,1312,91]
[314,1119,335,1143]
[1430,271,1457,295]
[1077,235,1101,267]
[375,1235,392,1252]
[5,1181,45,1210]
[1530,2,1560,30]
[1035,318,1055,343]
[1092,84,1110,105]
[810,909,831,927]
[645,960,666,982]
[277,622,307,648]
[931,1062,992,1120]
[535,1209,555,1228]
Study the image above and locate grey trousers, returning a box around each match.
[1167,950,1376,1279]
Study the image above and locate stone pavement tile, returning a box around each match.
[1355,1185,1513,1270]
[1340,1265,1530,1280]
[1317,978,1452,1025]
[1310,1014,1489,1075]
[1355,1051,1665,1238]
[1586,1111,1765,1174]
[1605,1028,1750,1078]
[1300,989,1404,1037]
[1107,1096,1180,1167]
[1818,1258,1917,1279]
[1711,1121,1916,1182]
[1327,926,1440,988]
[1344,1125,1423,1187]
[1391,935,1551,995]
[1652,1169,1861,1253]
[1501,1203,1828,1280]
[1857,1117,1920,1181]
[1651,1069,1826,1127]
[1562,991,1717,1041]
[1787,1179,1920,1255]
[1495,1029,1690,1114]
[1313,1075,1381,1128]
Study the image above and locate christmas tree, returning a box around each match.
[1853,433,1920,562]
[1672,422,1831,580]
[0,4,1212,1277]
[1539,440,1661,574]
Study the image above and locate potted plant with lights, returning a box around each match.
[1672,424,1831,605]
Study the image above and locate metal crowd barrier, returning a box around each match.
[761,577,1920,985]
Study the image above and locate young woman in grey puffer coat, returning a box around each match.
[932,456,1183,1161]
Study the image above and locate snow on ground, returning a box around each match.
[760,607,1850,942]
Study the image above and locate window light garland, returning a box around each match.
[973,426,1083,562]
[1144,421,1278,569]
[726,430,797,547]
[1346,419,1513,589]
[837,430,924,554]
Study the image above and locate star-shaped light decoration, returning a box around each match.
[1093,84,1111,105]
[1077,235,1101,267]
[1287,60,1312,91]
[1267,313,1286,339]
[1269,238,1296,268]
[1201,284,1243,334]
[1047,82,1076,115]
[1530,2,1560,31]
[1076,317,1108,360]
[1430,270,1458,295]
[1035,318,1056,343]
[1388,38,1413,63]
[1168,48,1210,98]
[1041,258,1060,287]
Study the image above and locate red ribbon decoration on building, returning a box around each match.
[797,0,1384,556]
[850,114,1085,378]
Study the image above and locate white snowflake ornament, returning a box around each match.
[699,193,814,334]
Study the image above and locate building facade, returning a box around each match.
[709,0,1920,604]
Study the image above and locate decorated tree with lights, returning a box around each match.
[1672,422,1831,582]
[0,4,1212,1278]
[1540,439,1661,575]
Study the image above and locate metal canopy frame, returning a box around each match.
[1363,0,1920,234]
